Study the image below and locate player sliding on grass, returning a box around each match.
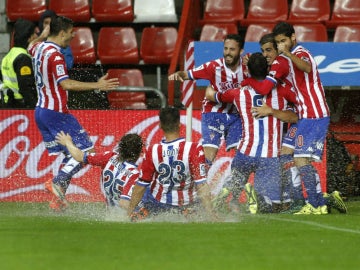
[55,132,143,212]
[127,107,218,222]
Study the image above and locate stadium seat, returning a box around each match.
[6,0,47,21]
[69,27,96,65]
[92,0,134,22]
[334,25,360,42]
[201,0,245,24]
[97,27,139,65]
[140,27,177,64]
[242,0,288,26]
[106,69,147,109]
[134,0,177,23]
[327,0,360,28]
[245,24,274,42]
[49,0,90,22]
[200,23,238,41]
[294,24,328,42]
[288,0,330,24]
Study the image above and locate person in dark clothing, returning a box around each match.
[0,18,38,108]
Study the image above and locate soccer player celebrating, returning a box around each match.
[28,16,119,211]
[168,34,248,167]
[241,22,331,214]
[56,132,143,212]
[127,107,217,221]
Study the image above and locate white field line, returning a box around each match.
[266,216,360,235]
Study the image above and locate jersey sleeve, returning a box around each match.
[120,168,140,200]
[189,143,207,184]
[85,151,114,168]
[137,146,156,186]
[49,51,69,83]
[188,61,215,81]
[216,88,239,104]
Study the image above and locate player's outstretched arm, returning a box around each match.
[127,184,147,216]
[197,182,219,221]
[252,104,298,123]
[60,73,119,92]
[168,71,189,82]
[55,131,84,162]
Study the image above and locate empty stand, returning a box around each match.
[70,27,96,65]
[242,0,288,26]
[288,0,330,24]
[97,27,139,65]
[201,0,245,24]
[334,25,360,42]
[106,69,147,109]
[6,0,47,21]
[294,24,328,42]
[200,23,238,41]
[134,0,177,23]
[140,27,177,64]
[92,0,134,22]
[327,0,360,28]
[245,24,274,42]
[49,0,90,22]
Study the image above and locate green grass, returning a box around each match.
[1,201,360,270]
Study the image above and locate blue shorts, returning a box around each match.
[231,151,282,203]
[282,123,298,149]
[35,107,93,155]
[294,117,330,161]
[201,112,242,151]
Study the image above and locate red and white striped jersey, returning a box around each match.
[218,83,292,158]
[188,58,248,114]
[269,45,329,118]
[136,138,207,206]
[86,151,139,204]
[28,41,69,113]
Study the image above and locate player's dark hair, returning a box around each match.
[49,16,73,36]
[159,106,180,133]
[259,33,277,50]
[224,34,244,49]
[118,133,143,163]
[247,52,268,80]
[273,22,295,38]
[13,18,36,48]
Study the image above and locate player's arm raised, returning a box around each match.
[55,131,84,162]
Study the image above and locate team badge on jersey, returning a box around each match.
[56,65,65,76]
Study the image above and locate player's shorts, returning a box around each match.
[140,188,199,216]
[201,112,242,151]
[282,123,298,149]
[231,151,282,203]
[293,117,330,161]
[35,107,93,155]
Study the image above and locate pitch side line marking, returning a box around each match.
[266,216,360,235]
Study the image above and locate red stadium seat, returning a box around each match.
[327,0,360,28]
[106,69,147,109]
[97,27,139,65]
[6,0,47,22]
[334,25,360,42]
[288,0,330,24]
[202,0,245,24]
[200,23,238,41]
[92,0,134,22]
[49,0,90,22]
[245,24,274,42]
[294,24,328,42]
[140,27,177,64]
[242,0,288,26]
[69,27,96,65]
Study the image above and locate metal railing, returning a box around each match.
[113,86,167,108]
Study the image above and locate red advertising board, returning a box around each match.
[0,110,326,203]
